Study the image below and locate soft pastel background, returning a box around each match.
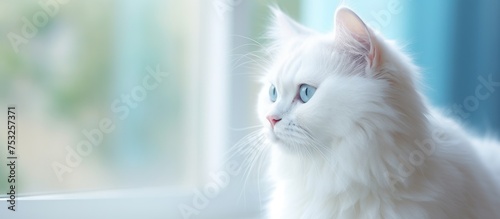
[0,0,499,218]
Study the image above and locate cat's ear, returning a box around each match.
[267,6,313,42]
[334,8,380,68]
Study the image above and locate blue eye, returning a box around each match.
[269,84,278,102]
[299,84,316,103]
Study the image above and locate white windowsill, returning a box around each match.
[0,183,264,219]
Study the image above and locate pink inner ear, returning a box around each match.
[367,29,381,68]
[335,8,380,69]
[335,9,369,38]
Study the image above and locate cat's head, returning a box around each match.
[258,7,421,155]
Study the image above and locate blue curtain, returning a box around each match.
[300,0,500,134]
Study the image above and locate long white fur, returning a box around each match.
[258,7,500,219]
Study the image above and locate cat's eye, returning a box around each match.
[269,84,278,102]
[299,84,316,103]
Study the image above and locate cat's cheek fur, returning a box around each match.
[309,76,391,138]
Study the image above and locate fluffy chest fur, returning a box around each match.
[267,117,500,219]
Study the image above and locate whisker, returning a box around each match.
[237,137,268,203]
[229,124,264,131]
[222,130,262,161]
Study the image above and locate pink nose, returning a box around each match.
[267,115,282,128]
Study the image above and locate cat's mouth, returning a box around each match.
[266,128,307,153]
[265,122,317,150]
[266,127,280,142]
[266,124,299,145]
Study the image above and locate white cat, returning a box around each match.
[257,7,500,219]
